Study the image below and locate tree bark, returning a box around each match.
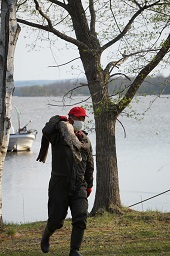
[77,46,122,213]
[93,113,121,214]
[0,0,20,227]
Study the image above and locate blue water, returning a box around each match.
[2,96,170,223]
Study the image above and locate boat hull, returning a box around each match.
[8,133,36,151]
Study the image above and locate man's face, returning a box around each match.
[69,115,85,124]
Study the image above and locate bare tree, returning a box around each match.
[0,0,20,226]
[17,0,170,214]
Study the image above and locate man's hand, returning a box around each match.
[60,116,68,121]
[87,188,92,197]
[49,115,68,123]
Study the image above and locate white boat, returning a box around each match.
[8,107,38,152]
[8,128,37,152]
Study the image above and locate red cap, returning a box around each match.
[68,107,88,117]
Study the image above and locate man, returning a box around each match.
[37,106,94,256]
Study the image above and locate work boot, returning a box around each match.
[69,227,84,256]
[69,249,82,256]
[40,225,53,253]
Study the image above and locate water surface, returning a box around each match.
[2,96,170,223]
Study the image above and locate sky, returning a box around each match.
[14,25,87,82]
[14,24,169,82]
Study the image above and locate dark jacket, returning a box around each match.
[37,116,94,190]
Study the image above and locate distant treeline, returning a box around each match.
[14,76,170,97]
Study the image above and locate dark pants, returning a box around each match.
[47,176,88,233]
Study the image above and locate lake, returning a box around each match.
[2,95,170,223]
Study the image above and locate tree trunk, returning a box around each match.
[92,110,121,214]
[0,0,20,227]
[78,34,122,213]
[16,0,170,218]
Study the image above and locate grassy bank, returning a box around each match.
[0,210,170,256]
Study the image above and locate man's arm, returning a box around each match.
[37,115,68,163]
[43,115,68,144]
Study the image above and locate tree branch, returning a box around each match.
[47,95,91,107]
[48,0,68,11]
[109,0,121,34]
[104,48,161,75]
[109,73,131,81]
[116,33,170,114]
[17,18,89,50]
[16,0,27,11]
[63,83,88,99]
[104,56,129,75]
[133,0,142,9]
[34,0,53,29]
[116,118,126,138]
[101,1,161,52]
[89,0,96,34]
[48,57,80,68]
[109,84,131,99]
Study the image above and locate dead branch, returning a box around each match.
[63,83,88,98]
[110,73,131,81]
[116,118,126,138]
[48,57,80,68]
[109,84,131,98]
[104,56,129,75]
[47,96,91,108]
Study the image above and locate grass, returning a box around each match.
[0,209,170,255]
